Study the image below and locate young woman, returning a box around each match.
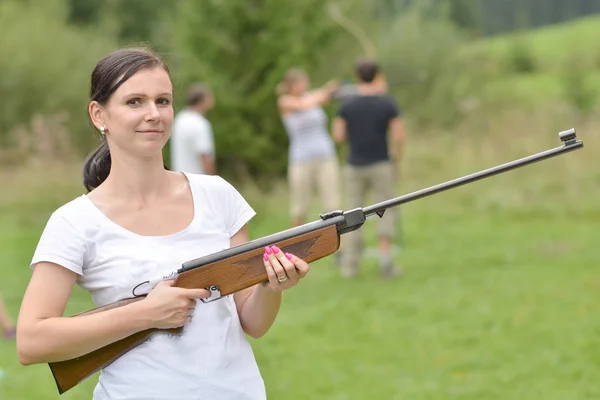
[16,47,311,400]
[276,69,341,227]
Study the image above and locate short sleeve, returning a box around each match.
[30,211,86,275]
[387,96,401,118]
[217,177,256,237]
[192,120,214,155]
[337,102,348,119]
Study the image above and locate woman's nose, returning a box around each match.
[145,103,161,121]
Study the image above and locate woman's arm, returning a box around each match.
[277,80,340,115]
[234,285,283,339]
[232,225,310,338]
[277,90,329,114]
[17,263,154,364]
[17,262,209,365]
[332,116,347,144]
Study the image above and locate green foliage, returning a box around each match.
[561,68,596,116]
[504,38,537,74]
[0,0,117,156]
[460,16,600,114]
[1,0,599,177]
[376,2,487,128]
[67,0,177,50]
[169,0,342,178]
[66,0,105,26]
[445,0,483,37]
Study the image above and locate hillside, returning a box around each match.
[463,14,600,110]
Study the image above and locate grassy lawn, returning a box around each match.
[482,71,600,108]
[457,15,600,113]
[466,14,600,71]
[0,112,598,399]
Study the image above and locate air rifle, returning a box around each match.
[48,129,583,394]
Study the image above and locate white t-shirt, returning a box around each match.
[30,173,265,400]
[170,109,215,174]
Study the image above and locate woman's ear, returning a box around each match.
[88,101,104,131]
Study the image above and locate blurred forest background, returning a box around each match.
[1,0,599,180]
[2,1,600,399]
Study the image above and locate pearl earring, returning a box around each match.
[100,126,106,135]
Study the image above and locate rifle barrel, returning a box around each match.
[362,133,583,218]
[180,130,583,272]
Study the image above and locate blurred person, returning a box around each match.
[331,74,388,103]
[0,294,16,339]
[276,68,341,227]
[332,58,405,279]
[170,83,216,174]
[16,47,313,400]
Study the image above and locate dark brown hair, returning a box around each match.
[355,58,379,83]
[83,47,171,192]
[187,83,211,106]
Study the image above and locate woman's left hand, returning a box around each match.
[262,245,310,292]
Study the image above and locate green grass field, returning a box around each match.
[1,108,598,399]
[467,14,600,69]
[2,13,600,399]
[458,14,600,110]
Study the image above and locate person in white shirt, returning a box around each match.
[15,47,312,400]
[170,83,216,174]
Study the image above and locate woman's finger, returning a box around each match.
[263,253,280,290]
[265,246,288,285]
[272,246,299,284]
[288,253,310,278]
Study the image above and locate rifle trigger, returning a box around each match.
[200,286,223,303]
[376,210,386,218]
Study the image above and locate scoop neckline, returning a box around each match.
[81,171,198,240]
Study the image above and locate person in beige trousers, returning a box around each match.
[276,68,342,228]
[332,59,405,278]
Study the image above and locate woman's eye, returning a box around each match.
[127,98,141,106]
[157,98,171,106]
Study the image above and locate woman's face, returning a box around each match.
[290,75,309,95]
[90,67,174,158]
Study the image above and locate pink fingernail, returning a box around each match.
[271,245,279,254]
[285,252,292,260]
[265,246,272,255]
[263,253,268,261]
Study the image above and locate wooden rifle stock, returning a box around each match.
[48,224,341,394]
[47,129,583,394]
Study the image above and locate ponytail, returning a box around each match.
[83,139,111,193]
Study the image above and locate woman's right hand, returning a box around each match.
[142,280,211,329]
[322,79,341,95]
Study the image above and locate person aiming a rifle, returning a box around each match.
[16,47,312,400]
[276,68,342,227]
[332,58,405,279]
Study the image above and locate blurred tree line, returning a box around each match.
[375,0,600,36]
[0,0,598,180]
